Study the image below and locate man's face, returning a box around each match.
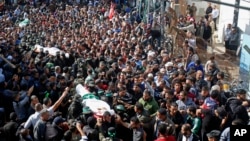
[179,93,186,101]
[156,112,165,121]
[238,94,246,101]
[42,111,50,121]
[130,121,137,129]
[133,85,140,92]
[118,90,126,97]
[208,65,214,72]
[103,115,111,123]
[174,83,181,90]
[181,128,190,136]
[170,106,178,115]
[201,90,208,97]
[196,72,203,80]
[165,92,173,99]
[187,109,194,117]
[186,79,191,85]
[143,93,150,101]
[208,137,215,141]
[216,74,221,80]
[32,97,39,104]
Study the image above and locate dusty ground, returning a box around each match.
[207,43,240,82]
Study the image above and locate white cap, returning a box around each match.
[147,73,153,78]
[211,85,220,92]
[148,51,155,57]
[65,53,69,58]
[177,63,184,68]
[165,62,173,67]
[7,55,13,60]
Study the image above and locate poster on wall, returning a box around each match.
[239,34,250,94]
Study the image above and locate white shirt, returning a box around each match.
[24,112,40,129]
[42,105,54,117]
[188,38,197,48]
[224,28,231,41]
[211,8,219,19]
[182,134,194,141]
[179,24,196,34]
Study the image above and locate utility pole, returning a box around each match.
[233,0,240,27]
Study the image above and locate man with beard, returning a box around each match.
[138,89,159,116]
[177,124,200,141]
[194,70,207,91]
[131,84,143,102]
[167,102,185,137]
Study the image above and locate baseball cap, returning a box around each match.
[206,130,221,138]
[53,117,66,125]
[7,55,13,60]
[165,62,173,67]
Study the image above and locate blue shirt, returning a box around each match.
[187,62,204,72]
[13,95,29,120]
[220,127,230,141]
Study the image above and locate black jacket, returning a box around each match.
[225,97,249,125]
[3,121,19,141]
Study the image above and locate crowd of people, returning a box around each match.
[0,0,248,141]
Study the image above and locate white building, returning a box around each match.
[187,0,250,42]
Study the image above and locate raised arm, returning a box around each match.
[51,87,69,112]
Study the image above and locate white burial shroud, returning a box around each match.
[76,84,112,116]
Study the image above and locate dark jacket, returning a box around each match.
[167,111,185,136]
[83,125,99,141]
[53,124,64,141]
[225,97,249,125]
[203,25,212,40]
[33,120,47,141]
[205,6,213,15]
[150,116,176,140]
[3,121,19,141]
[200,109,220,141]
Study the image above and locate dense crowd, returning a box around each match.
[0,0,248,141]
